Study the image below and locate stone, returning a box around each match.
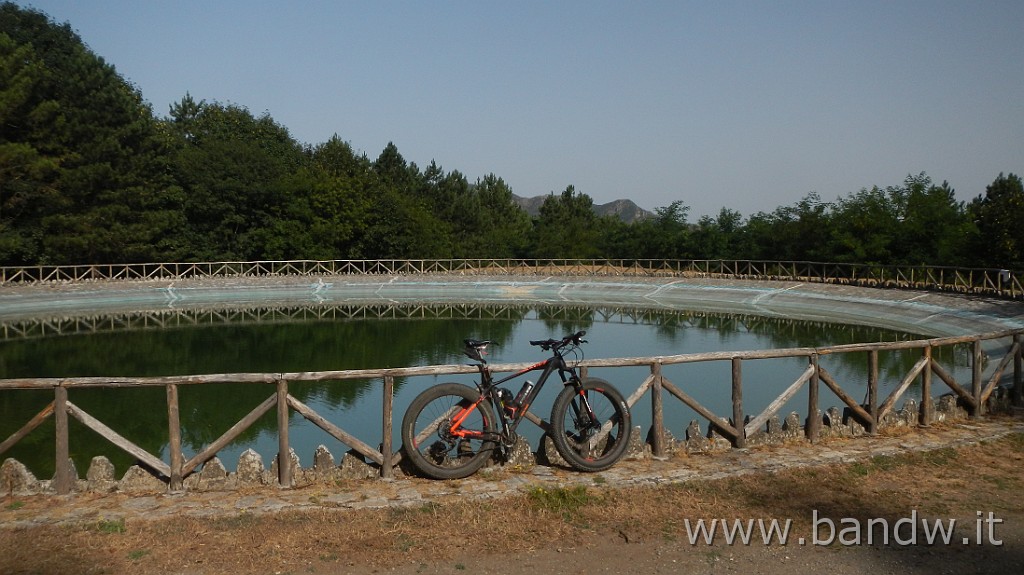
[707,421,734,450]
[119,465,166,493]
[501,434,535,469]
[825,406,843,429]
[236,449,266,484]
[645,426,677,456]
[44,458,81,493]
[782,412,802,439]
[848,417,866,437]
[85,456,118,493]
[182,473,201,491]
[270,448,301,486]
[842,406,868,436]
[624,425,644,459]
[85,456,116,481]
[898,398,918,426]
[197,457,229,489]
[339,450,375,480]
[684,420,712,453]
[986,385,1013,413]
[1,458,38,495]
[538,434,569,468]
[935,394,968,421]
[313,445,339,481]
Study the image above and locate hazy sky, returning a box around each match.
[15,0,1024,218]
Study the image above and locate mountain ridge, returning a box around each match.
[512,194,652,223]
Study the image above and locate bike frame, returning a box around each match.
[402,330,630,479]
[450,344,588,447]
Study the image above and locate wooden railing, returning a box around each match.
[2,328,1021,494]
[1,259,1021,299]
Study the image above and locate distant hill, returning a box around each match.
[512,194,652,223]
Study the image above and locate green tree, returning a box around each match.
[305,135,374,258]
[692,207,743,259]
[893,173,974,265]
[596,200,689,261]
[410,164,531,258]
[0,33,59,262]
[970,173,1024,267]
[595,216,641,260]
[741,194,831,261]
[473,174,532,257]
[359,188,448,257]
[1,3,185,264]
[640,201,690,259]
[167,97,306,260]
[415,161,465,217]
[740,211,776,260]
[361,143,448,258]
[373,141,419,193]
[533,186,601,258]
[829,187,899,263]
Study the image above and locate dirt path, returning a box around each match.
[376,532,1021,575]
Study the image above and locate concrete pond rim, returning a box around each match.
[2,275,1023,340]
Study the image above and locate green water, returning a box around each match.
[0,304,968,477]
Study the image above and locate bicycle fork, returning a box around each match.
[567,379,599,432]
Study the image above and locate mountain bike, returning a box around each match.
[400,331,632,480]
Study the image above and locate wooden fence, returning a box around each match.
[1,327,1021,494]
[1,259,1022,299]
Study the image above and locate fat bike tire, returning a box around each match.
[401,383,498,479]
[550,377,632,472]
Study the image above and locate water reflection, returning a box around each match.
[0,303,970,477]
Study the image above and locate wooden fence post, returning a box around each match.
[920,346,933,426]
[972,339,984,419]
[867,350,879,434]
[53,385,72,495]
[167,384,184,490]
[806,354,820,442]
[381,375,394,479]
[1014,334,1022,407]
[650,363,665,458]
[731,357,745,448]
[276,378,291,487]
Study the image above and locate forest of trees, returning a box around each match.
[2,4,1022,269]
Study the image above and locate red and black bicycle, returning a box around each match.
[401,331,632,480]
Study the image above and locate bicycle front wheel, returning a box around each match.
[550,377,632,472]
[401,383,498,480]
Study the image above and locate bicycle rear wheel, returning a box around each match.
[550,377,631,472]
[401,383,498,479]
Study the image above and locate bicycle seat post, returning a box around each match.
[475,361,494,387]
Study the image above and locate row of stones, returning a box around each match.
[0,391,1005,496]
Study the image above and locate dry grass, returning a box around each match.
[2,432,1022,575]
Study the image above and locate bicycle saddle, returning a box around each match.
[463,339,494,362]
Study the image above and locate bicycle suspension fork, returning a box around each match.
[563,366,599,429]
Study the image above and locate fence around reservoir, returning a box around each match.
[1,325,1021,494]
[1,259,1022,300]
[1,260,1022,495]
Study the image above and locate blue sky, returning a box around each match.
[15,0,1024,218]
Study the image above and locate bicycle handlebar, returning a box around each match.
[529,330,587,352]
